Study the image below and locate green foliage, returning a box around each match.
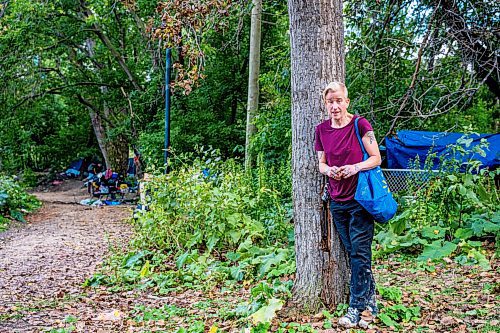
[374,134,499,268]
[345,0,498,136]
[133,150,292,254]
[131,304,187,323]
[86,152,293,304]
[375,135,500,269]
[378,304,421,330]
[44,315,78,333]
[376,284,420,329]
[232,279,292,330]
[0,176,41,230]
[377,286,403,303]
[86,154,294,332]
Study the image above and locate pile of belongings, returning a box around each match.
[79,198,123,206]
[85,169,131,200]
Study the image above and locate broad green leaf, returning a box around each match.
[468,248,491,270]
[226,213,239,225]
[176,251,190,269]
[123,251,147,268]
[229,265,244,281]
[226,252,241,262]
[9,210,26,223]
[458,184,467,196]
[421,226,446,240]
[454,228,473,240]
[476,184,490,202]
[206,236,219,252]
[471,220,500,236]
[389,210,410,235]
[257,251,287,278]
[466,240,482,247]
[466,189,479,202]
[464,174,474,187]
[249,298,284,324]
[378,313,400,328]
[228,230,241,244]
[418,240,457,261]
[139,260,150,278]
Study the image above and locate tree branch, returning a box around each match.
[79,1,142,91]
[381,3,439,144]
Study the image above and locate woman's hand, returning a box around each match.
[327,166,342,180]
[338,164,360,178]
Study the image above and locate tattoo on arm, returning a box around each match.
[366,131,376,145]
[318,151,327,175]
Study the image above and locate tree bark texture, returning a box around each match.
[245,0,262,170]
[88,108,110,168]
[288,0,349,311]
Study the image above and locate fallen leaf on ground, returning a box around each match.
[95,309,123,321]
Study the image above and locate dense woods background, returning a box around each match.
[0,0,497,174]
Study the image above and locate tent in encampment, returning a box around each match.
[64,158,86,177]
[385,131,500,170]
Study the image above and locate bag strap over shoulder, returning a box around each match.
[354,117,369,160]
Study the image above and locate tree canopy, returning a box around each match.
[0,0,497,173]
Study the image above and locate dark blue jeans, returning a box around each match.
[330,199,375,310]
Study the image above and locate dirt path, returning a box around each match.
[0,180,134,332]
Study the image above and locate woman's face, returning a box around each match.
[325,90,350,121]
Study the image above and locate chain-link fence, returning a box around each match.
[382,169,439,193]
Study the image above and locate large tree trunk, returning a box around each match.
[88,108,110,168]
[106,133,130,175]
[87,104,129,175]
[288,0,349,312]
[245,0,262,170]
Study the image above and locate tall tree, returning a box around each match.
[0,0,157,174]
[244,0,262,170]
[288,0,349,311]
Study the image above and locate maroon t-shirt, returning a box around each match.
[314,115,373,201]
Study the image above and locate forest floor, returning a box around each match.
[0,180,498,333]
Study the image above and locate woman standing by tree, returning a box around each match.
[315,82,381,328]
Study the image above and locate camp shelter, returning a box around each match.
[385,131,499,170]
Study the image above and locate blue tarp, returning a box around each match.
[385,131,500,170]
[65,158,85,176]
[68,158,84,171]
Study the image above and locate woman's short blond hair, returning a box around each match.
[322,82,348,101]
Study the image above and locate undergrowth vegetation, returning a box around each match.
[375,134,499,269]
[85,149,296,328]
[87,137,498,331]
[0,175,41,231]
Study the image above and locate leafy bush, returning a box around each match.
[0,175,41,230]
[133,150,292,255]
[374,133,499,268]
[89,150,294,291]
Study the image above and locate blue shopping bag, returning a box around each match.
[354,118,398,223]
